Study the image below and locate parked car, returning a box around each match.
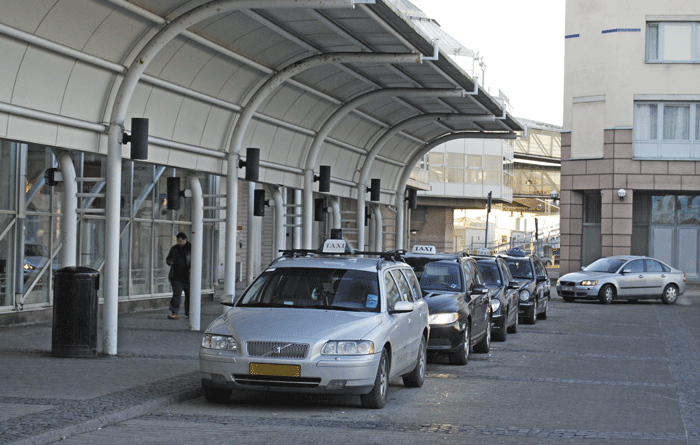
[199,239,429,409]
[474,255,520,341]
[556,255,686,304]
[500,248,551,324]
[403,246,492,365]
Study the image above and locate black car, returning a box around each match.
[499,248,550,324]
[474,255,520,341]
[403,247,491,365]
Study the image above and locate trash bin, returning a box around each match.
[51,266,100,358]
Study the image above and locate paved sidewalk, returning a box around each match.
[1,282,698,445]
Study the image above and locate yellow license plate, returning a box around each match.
[250,363,301,377]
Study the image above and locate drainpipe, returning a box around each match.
[187,174,203,331]
[58,152,77,267]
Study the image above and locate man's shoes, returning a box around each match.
[167,313,179,320]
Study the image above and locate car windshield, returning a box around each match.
[419,262,462,291]
[238,267,380,312]
[477,262,501,286]
[25,244,49,257]
[503,258,533,279]
[583,258,627,273]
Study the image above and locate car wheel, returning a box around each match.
[538,297,549,320]
[203,385,232,404]
[473,315,491,353]
[403,336,427,387]
[507,308,518,334]
[598,284,615,305]
[661,284,679,305]
[563,296,575,303]
[525,299,537,325]
[493,312,507,342]
[449,323,470,365]
[361,349,389,409]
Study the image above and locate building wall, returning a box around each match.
[562,0,700,276]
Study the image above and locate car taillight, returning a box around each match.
[683,272,686,282]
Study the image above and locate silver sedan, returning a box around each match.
[200,252,429,409]
[556,255,686,304]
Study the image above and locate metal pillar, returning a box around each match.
[58,152,77,267]
[187,174,203,331]
[373,204,383,251]
[273,187,285,256]
[105,0,359,355]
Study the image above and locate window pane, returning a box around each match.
[445,168,464,183]
[696,104,700,140]
[635,104,657,140]
[584,194,601,224]
[131,221,152,295]
[483,170,500,185]
[646,24,658,60]
[429,167,444,182]
[428,153,444,165]
[678,195,700,224]
[466,169,482,183]
[445,153,465,167]
[484,155,501,170]
[663,23,692,60]
[466,155,481,167]
[663,105,689,140]
[651,196,675,224]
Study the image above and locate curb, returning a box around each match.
[8,387,203,445]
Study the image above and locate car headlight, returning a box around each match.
[321,340,374,355]
[23,263,35,270]
[519,289,531,302]
[429,312,459,325]
[490,298,501,314]
[581,280,598,286]
[201,334,238,351]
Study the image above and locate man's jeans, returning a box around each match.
[169,280,191,316]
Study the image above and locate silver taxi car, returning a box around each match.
[557,255,686,304]
[200,239,429,409]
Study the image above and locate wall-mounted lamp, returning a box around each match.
[617,188,627,201]
[550,190,559,205]
[367,178,381,202]
[314,165,331,193]
[406,188,418,210]
[239,147,260,182]
[253,189,270,216]
[314,198,326,222]
[121,117,149,160]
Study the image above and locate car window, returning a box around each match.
[420,262,462,291]
[533,259,546,277]
[477,261,501,286]
[624,260,644,273]
[238,267,380,312]
[462,260,474,289]
[499,261,514,283]
[471,262,485,286]
[645,259,663,272]
[584,257,626,273]
[390,269,414,302]
[384,271,402,309]
[401,269,422,300]
[504,258,533,279]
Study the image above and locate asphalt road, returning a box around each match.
[46,292,700,445]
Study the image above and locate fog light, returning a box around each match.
[328,380,347,389]
[211,374,228,384]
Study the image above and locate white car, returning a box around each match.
[200,239,429,409]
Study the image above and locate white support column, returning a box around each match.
[293,189,302,249]
[329,197,341,230]
[273,187,285,256]
[58,152,77,267]
[373,204,383,251]
[246,181,256,285]
[187,174,203,331]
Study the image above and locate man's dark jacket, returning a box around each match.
[167,242,191,282]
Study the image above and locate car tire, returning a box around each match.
[449,323,470,365]
[538,297,549,320]
[493,313,507,342]
[507,308,518,334]
[403,336,427,387]
[525,299,537,325]
[598,284,615,305]
[563,296,575,303]
[203,385,232,404]
[661,284,679,305]
[361,349,389,409]
[473,316,491,353]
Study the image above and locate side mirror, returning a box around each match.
[621,268,631,274]
[507,282,520,290]
[536,276,548,283]
[391,301,414,314]
[219,294,237,307]
[471,283,489,295]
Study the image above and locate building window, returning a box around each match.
[646,22,699,63]
[634,102,699,159]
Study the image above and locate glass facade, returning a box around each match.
[0,138,218,313]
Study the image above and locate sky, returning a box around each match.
[408,0,565,126]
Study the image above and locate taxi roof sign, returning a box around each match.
[412,245,437,254]
[322,239,351,254]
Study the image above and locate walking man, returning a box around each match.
[166,232,191,320]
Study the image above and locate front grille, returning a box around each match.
[233,374,321,388]
[247,342,309,359]
[559,281,576,286]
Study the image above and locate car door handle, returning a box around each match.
[638,275,644,278]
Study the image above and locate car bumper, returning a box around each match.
[556,284,601,299]
[199,348,380,394]
[427,322,464,353]
[491,313,505,332]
